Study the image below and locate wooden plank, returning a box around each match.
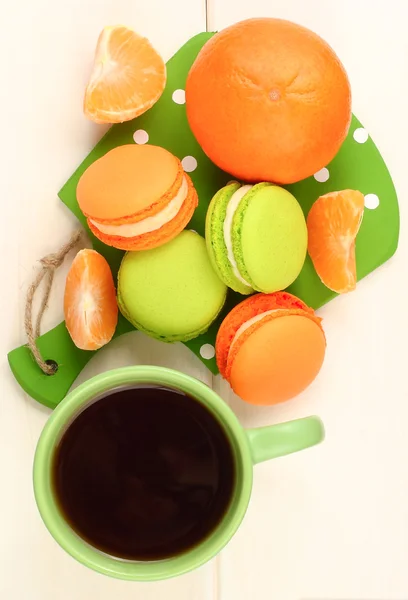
[0,1,212,598]
[209,1,408,598]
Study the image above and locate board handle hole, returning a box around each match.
[45,359,59,375]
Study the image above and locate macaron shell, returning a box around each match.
[117,230,227,342]
[216,292,316,377]
[88,174,198,251]
[233,183,307,292]
[230,315,326,405]
[205,182,253,295]
[77,144,182,224]
[225,308,323,379]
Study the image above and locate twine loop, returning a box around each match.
[24,230,83,375]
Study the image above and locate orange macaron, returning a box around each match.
[216,292,326,405]
[76,144,198,251]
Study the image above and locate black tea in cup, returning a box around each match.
[52,385,236,560]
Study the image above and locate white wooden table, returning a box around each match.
[2,1,408,598]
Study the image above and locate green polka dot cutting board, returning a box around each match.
[8,32,400,409]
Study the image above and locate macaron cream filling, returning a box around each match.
[229,309,280,356]
[90,175,188,238]
[223,184,253,286]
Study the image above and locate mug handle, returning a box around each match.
[246,416,324,464]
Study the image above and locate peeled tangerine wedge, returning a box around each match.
[64,249,118,350]
[84,26,166,124]
[307,190,365,294]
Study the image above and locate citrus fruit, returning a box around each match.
[64,249,118,350]
[84,26,166,124]
[307,190,365,294]
[186,18,351,184]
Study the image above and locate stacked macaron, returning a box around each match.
[76,145,228,341]
[206,182,307,294]
[77,144,198,251]
[216,292,326,405]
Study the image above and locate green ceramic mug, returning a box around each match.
[34,366,324,581]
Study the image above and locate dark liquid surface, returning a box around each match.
[52,386,235,560]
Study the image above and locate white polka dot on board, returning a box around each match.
[172,89,186,104]
[200,344,215,360]
[353,127,369,144]
[182,156,198,172]
[313,167,330,183]
[364,193,380,209]
[133,129,149,144]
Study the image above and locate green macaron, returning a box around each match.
[205,182,308,294]
[117,230,227,342]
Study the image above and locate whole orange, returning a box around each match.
[186,18,351,184]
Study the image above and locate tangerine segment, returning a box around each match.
[84,26,166,124]
[307,190,365,294]
[64,249,118,350]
